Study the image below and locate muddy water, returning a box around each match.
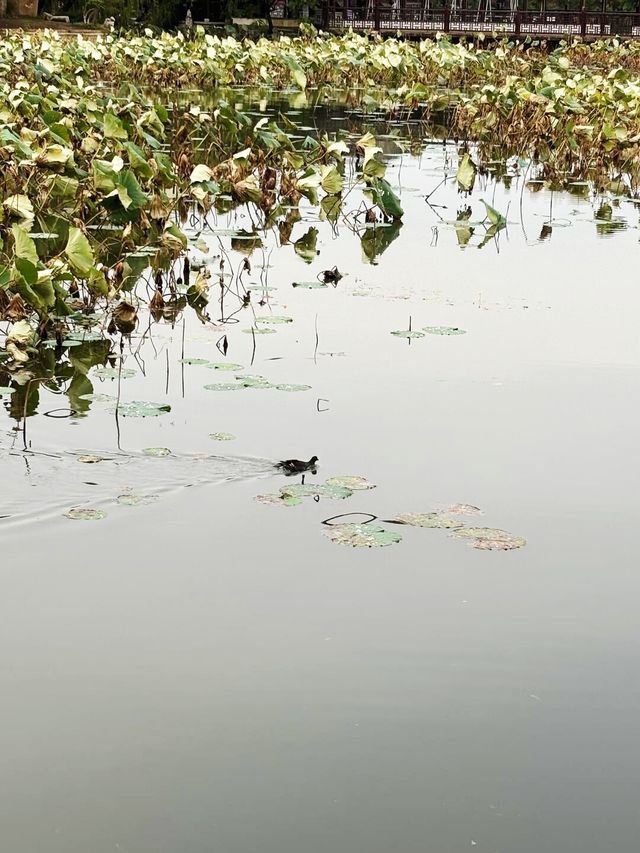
[1,108,639,852]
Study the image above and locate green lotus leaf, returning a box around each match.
[206,363,244,371]
[178,357,209,365]
[256,316,293,325]
[280,483,353,500]
[142,447,171,457]
[292,281,328,289]
[0,386,16,396]
[391,330,425,339]
[326,476,376,491]
[391,512,464,529]
[64,507,106,520]
[451,527,526,550]
[242,327,276,335]
[118,401,171,417]
[117,494,160,506]
[422,326,466,335]
[275,383,311,392]
[93,367,136,379]
[209,432,236,441]
[324,523,402,547]
[255,493,302,507]
[204,382,246,391]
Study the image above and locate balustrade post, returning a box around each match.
[374,0,381,30]
[580,6,587,36]
[444,0,450,32]
[322,0,329,29]
[515,9,521,35]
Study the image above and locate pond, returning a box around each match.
[1,96,640,852]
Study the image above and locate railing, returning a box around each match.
[323,2,640,38]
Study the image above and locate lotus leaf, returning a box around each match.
[324,523,402,548]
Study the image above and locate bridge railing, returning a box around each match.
[323,1,640,37]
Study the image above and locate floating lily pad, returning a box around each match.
[326,476,376,491]
[142,447,171,457]
[60,340,83,347]
[324,523,402,548]
[206,362,244,371]
[118,401,171,417]
[94,367,136,379]
[422,326,466,335]
[242,327,276,335]
[391,330,425,339]
[444,503,483,516]
[179,357,209,365]
[280,483,353,500]
[64,507,106,521]
[391,512,464,529]
[209,432,236,441]
[78,392,115,403]
[66,329,105,342]
[255,493,302,507]
[204,382,246,391]
[0,386,16,396]
[275,383,312,392]
[292,281,328,289]
[77,454,105,464]
[247,284,278,292]
[237,374,273,389]
[452,527,526,550]
[117,494,160,506]
[256,316,293,325]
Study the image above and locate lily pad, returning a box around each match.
[118,401,171,417]
[206,362,244,371]
[117,494,160,506]
[142,447,171,457]
[204,382,246,391]
[280,483,353,501]
[243,327,276,335]
[324,523,402,548]
[422,326,466,335]
[77,454,105,464]
[0,386,16,396]
[78,393,115,403]
[391,330,425,339]
[444,504,483,516]
[64,507,106,521]
[391,512,464,529]
[94,367,136,379]
[209,432,236,441]
[247,284,278,292]
[256,316,293,325]
[326,476,376,491]
[255,493,302,507]
[179,357,209,365]
[275,383,312,392]
[452,527,526,550]
[236,374,273,389]
[292,281,328,289]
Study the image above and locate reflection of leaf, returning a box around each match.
[456,152,477,191]
[324,523,401,547]
[361,220,402,263]
[294,227,319,263]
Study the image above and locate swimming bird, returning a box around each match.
[276,456,319,475]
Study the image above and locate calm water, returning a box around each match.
[1,100,639,852]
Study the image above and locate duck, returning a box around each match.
[276,455,319,475]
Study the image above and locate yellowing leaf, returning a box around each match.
[65,227,95,276]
